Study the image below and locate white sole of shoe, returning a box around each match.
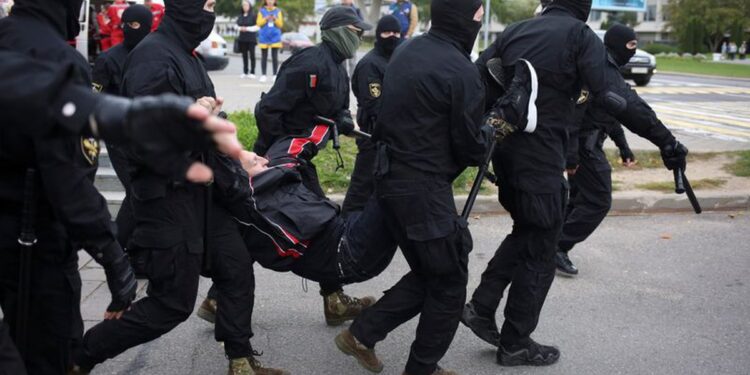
[518,58,539,133]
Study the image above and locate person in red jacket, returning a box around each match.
[144,0,164,31]
[96,5,112,51]
[107,0,129,46]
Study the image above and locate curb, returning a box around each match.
[102,192,750,216]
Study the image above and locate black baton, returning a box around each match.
[674,168,701,214]
[462,142,497,221]
[16,168,37,359]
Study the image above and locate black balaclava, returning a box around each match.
[164,0,215,49]
[430,0,483,54]
[122,5,153,50]
[375,15,402,56]
[553,0,592,21]
[11,0,84,39]
[605,24,637,66]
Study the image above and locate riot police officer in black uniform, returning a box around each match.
[91,4,153,250]
[335,1,490,374]
[556,24,641,276]
[341,15,401,216]
[71,1,277,374]
[462,0,688,367]
[250,6,377,327]
[0,1,241,374]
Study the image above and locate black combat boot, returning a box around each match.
[497,339,560,367]
[555,251,579,276]
[460,301,501,347]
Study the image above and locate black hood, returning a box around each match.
[553,0,592,21]
[122,5,153,50]
[605,24,637,66]
[164,0,215,50]
[375,15,402,57]
[11,0,84,39]
[430,0,483,54]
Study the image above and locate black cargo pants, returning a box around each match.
[350,168,472,375]
[470,171,567,347]
[0,224,82,375]
[558,132,613,253]
[0,320,26,375]
[341,140,377,218]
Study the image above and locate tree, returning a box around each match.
[600,11,639,30]
[215,0,314,32]
[667,0,749,53]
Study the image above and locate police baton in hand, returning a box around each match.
[462,142,497,221]
[314,115,373,141]
[673,168,701,214]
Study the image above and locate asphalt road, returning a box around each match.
[86,212,750,375]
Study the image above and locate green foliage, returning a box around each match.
[667,0,750,53]
[600,11,639,30]
[215,0,314,31]
[642,43,681,55]
[490,0,537,25]
[636,178,726,192]
[725,150,750,177]
[657,56,750,78]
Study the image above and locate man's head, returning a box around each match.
[430,0,483,53]
[122,5,153,49]
[164,0,215,48]
[375,15,401,56]
[11,0,85,39]
[605,24,637,66]
[341,0,353,6]
[240,151,270,177]
[320,6,372,59]
[550,0,591,21]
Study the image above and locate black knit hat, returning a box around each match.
[319,6,372,31]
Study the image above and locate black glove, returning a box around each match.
[94,94,210,181]
[660,140,688,171]
[483,108,519,143]
[87,241,138,313]
[620,147,635,163]
[336,109,355,136]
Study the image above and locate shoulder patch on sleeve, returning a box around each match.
[80,137,100,165]
[576,89,589,105]
[92,82,103,92]
[368,82,381,98]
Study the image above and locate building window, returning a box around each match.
[645,5,656,21]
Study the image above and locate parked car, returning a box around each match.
[196,29,229,71]
[595,30,656,86]
[281,32,314,54]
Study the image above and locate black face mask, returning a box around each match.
[164,0,215,49]
[377,36,401,56]
[122,5,153,50]
[605,24,637,66]
[197,11,216,43]
[431,0,483,54]
[11,0,82,39]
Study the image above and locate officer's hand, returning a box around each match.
[620,147,637,167]
[103,254,138,320]
[336,109,355,136]
[660,140,688,171]
[484,110,518,143]
[196,96,217,112]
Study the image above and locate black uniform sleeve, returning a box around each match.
[575,27,608,98]
[449,72,489,168]
[91,53,112,93]
[254,62,317,155]
[122,60,182,97]
[600,63,675,149]
[0,51,99,137]
[352,61,383,133]
[605,122,630,151]
[566,102,587,169]
[33,136,116,249]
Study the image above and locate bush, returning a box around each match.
[643,43,680,55]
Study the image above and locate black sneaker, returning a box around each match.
[485,58,539,141]
[460,302,501,347]
[497,339,560,367]
[555,251,579,276]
